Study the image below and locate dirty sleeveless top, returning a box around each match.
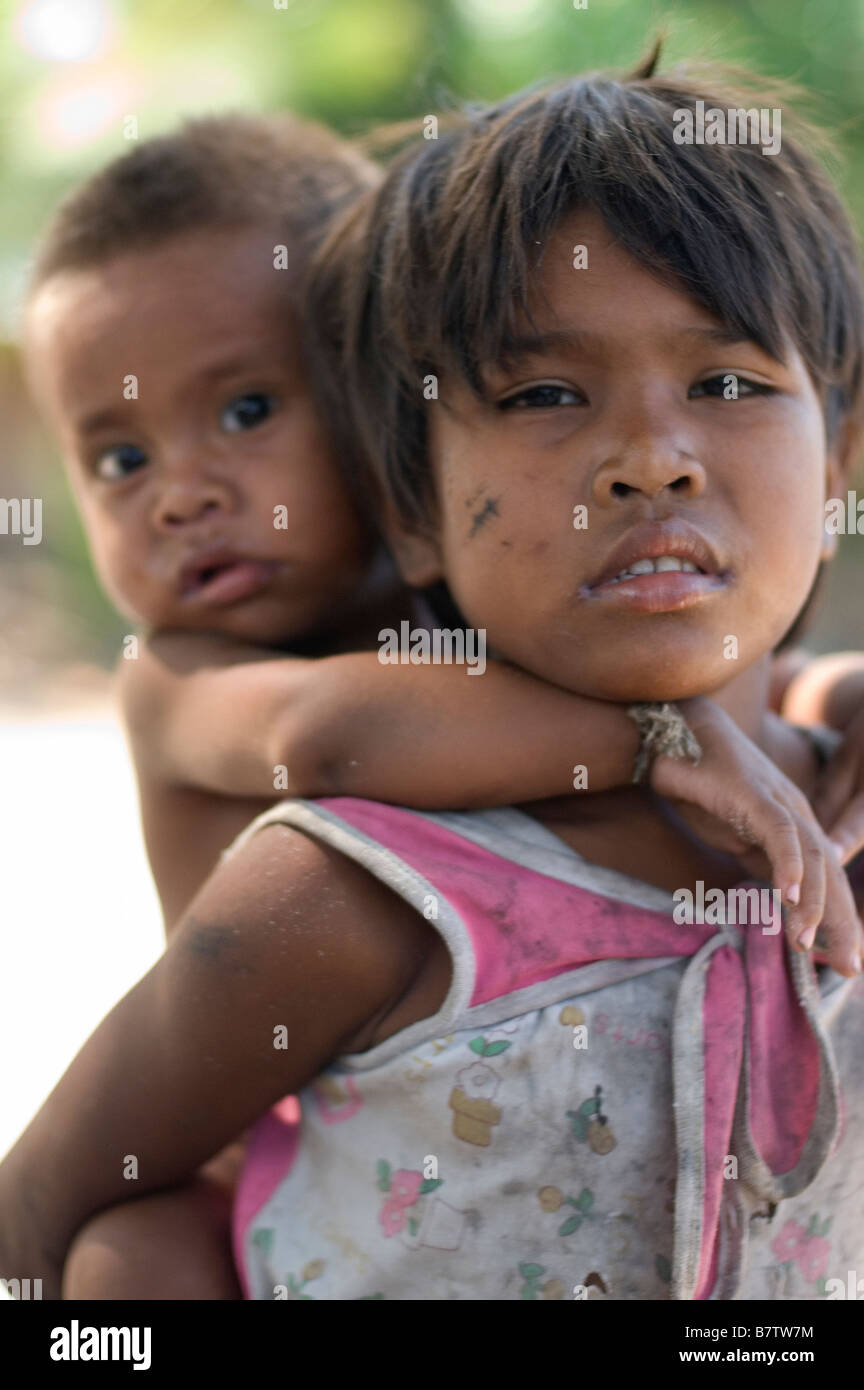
[229,778,864,1301]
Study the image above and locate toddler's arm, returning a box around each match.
[129,638,864,806]
[779,651,864,864]
[780,650,864,731]
[0,822,432,1299]
[121,629,642,805]
[124,632,863,971]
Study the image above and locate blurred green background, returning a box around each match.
[1,0,862,705]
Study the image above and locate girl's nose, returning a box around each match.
[591,435,707,506]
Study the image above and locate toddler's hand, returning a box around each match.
[648,697,863,977]
[810,705,864,868]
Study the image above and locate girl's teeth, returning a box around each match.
[610,555,700,582]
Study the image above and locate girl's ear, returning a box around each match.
[822,416,862,561]
[380,493,444,587]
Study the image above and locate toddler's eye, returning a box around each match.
[499,383,583,410]
[95,444,148,481]
[689,374,773,399]
[221,393,278,432]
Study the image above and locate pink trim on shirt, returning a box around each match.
[317,797,714,1000]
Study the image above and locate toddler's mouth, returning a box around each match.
[179,551,279,607]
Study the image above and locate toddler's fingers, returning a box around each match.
[786,811,827,944]
[824,792,864,867]
[751,799,804,905]
[804,851,863,977]
[812,749,859,832]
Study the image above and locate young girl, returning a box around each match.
[4,49,864,1299]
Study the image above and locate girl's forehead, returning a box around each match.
[522,212,800,370]
[537,211,712,310]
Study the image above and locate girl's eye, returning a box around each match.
[95,444,148,481]
[689,374,774,399]
[498,383,583,410]
[221,392,278,433]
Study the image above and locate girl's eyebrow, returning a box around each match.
[495,328,587,365]
[680,324,757,348]
[680,323,790,365]
[493,323,774,367]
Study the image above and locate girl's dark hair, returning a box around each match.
[311,43,864,546]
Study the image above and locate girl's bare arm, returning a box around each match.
[0,823,434,1298]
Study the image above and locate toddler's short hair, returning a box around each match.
[30,111,379,296]
[312,43,864,539]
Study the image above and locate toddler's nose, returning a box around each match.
[153,478,234,530]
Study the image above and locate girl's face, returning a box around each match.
[397,209,843,703]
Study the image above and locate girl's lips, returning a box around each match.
[582,568,730,612]
[182,559,279,607]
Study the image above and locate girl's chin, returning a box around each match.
[561,669,732,706]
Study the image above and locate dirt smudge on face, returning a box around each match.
[468,495,500,538]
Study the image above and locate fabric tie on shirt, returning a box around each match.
[669,905,839,1299]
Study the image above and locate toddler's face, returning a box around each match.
[406,208,842,702]
[26,227,374,644]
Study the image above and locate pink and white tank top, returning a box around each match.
[229,797,863,1301]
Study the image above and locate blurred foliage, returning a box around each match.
[5,0,864,331]
[0,0,863,683]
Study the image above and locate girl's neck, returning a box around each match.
[697,653,772,746]
[700,655,820,792]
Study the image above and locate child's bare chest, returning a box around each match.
[519,793,750,896]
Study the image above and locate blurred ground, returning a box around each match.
[0,690,163,1166]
